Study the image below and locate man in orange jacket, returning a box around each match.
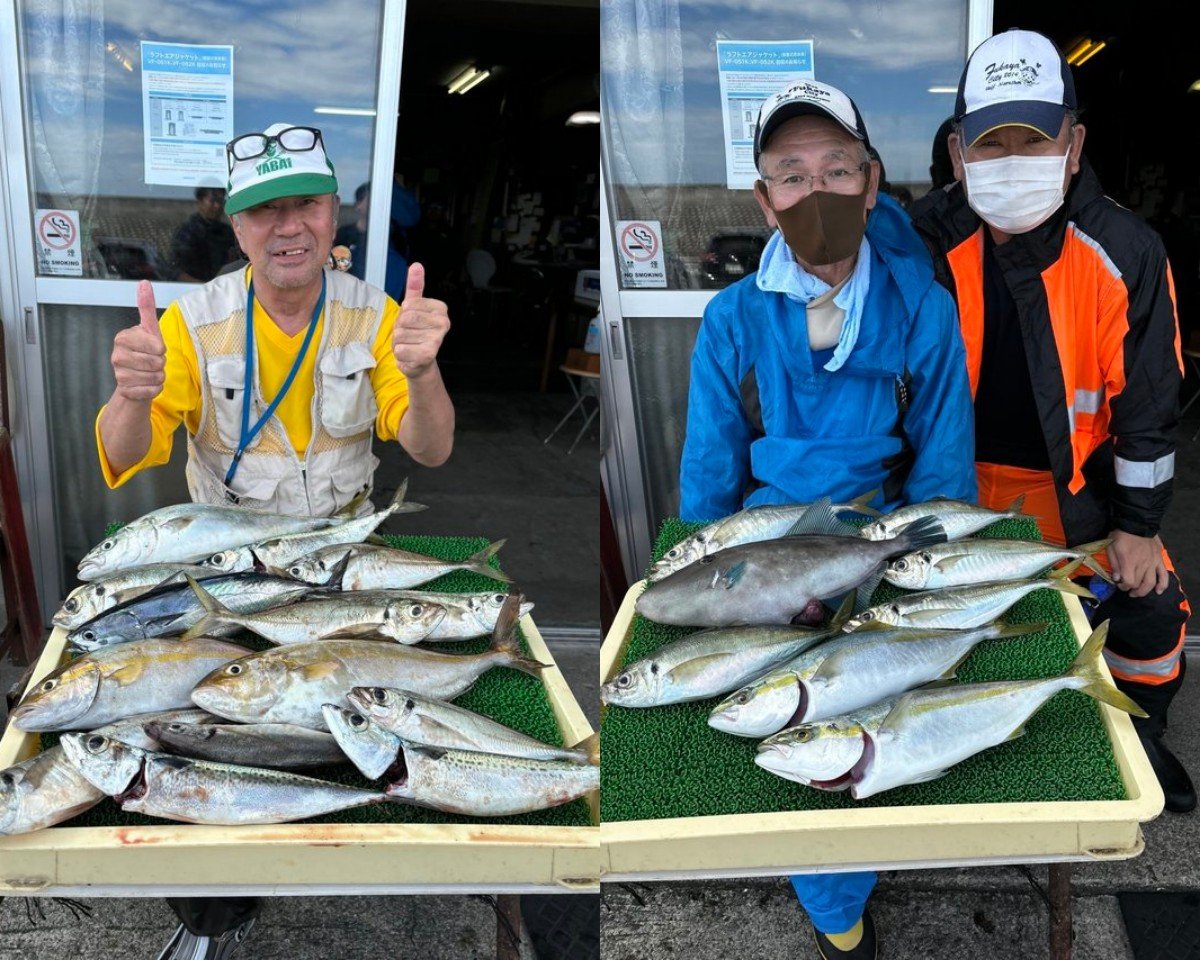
[911,28,1193,812]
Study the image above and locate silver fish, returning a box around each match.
[861,496,1029,543]
[648,491,881,582]
[9,637,252,732]
[755,622,1145,799]
[181,577,447,646]
[54,564,213,630]
[601,597,852,708]
[0,747,105,836]
[348,687,590,764]
[145,721,345,771]
[708,620,1045,738]
[380,591,534,642]
[60,734,384,825]
[190,595,545,730]
[287,540,511,591]
[202,481,426,575]
[885,538,1112,590]
[77,504,352,580]
[636,502,947,627]
[843,578,1095,633]
[93,708,220,751]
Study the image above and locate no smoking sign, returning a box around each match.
[35,208,83,276]
[615,219,666,288]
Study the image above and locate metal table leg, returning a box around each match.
[496,894,523,960]
[544,374,586,445]
[1048,862,1073,960]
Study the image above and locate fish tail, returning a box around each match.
[465,539,512,582]
[895,516,948,552]
[1067,621,1148,717]
[388,477,428,516]
[490,592,550,676]
[840,489,882,518]
[180,575,240,641]
[1049,557,1089,580]
[570,732,600,765]
[1069,538,1114,584]
[1048,578,1097,601]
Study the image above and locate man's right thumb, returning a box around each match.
[137,280,161,337]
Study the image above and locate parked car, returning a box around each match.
[699,232,767,288]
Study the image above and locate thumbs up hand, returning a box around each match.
[392,263,450,380]
[111,280,167,402]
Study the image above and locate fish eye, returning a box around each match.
[734,691,750,705]
[209,553,225,564]
[102,540,115,551]
[666,547,681,559]
[616,673,632,688]
[348,713,367,729]
[795,729,812,743]
[370,688,388,704]
[227,664,243,675]
[40,678,58,692]
[409,604,424,616]
[65,598,79,612]
[493,594,506,604]
[86,735,107,752]
[404,698,415,711]
[289,566,302,577]
[168,723,185,732]
[0,772,13,787]
[893,559,907,571]
[83,631,96,641]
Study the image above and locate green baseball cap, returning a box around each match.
[224,123,338,215]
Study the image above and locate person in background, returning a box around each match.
[680,78,976,959]
[334,173,422,301]
[928,116,956,191]
[910,28,1194,814]
[170,187,239,282]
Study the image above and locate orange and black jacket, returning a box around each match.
[910,159,1184,545]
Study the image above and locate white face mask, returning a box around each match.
[960,151,1070,234]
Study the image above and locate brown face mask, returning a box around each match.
[755,181,870,267]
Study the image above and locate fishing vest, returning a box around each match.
[178,267,384,517]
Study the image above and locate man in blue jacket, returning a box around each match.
[679,79,977,959]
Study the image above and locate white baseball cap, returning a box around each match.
[225,123,338,215]
[955,29,1077,146]
[754,79,871,164]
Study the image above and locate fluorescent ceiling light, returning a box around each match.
[448,66,490,95]
[927,86,957,94]
[1065,37,1107,66]
[314,106,376,117]
[566,111,601,125]
[453,69,490,95]
[1190,78,1200,93]
[1075,40,1106,65]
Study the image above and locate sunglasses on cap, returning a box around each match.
[225,126,325,171]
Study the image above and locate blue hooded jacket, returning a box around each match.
[679,194,976,523]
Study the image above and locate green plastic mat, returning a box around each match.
[600,517,1127,824]
[40,532,592,829]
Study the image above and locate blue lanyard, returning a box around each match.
[224,274,325,487]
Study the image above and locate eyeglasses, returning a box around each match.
[760,161,869,198]
[226,126,324,170]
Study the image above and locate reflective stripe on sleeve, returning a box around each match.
[1115,453,1175,488]
[1104,637,1184,685]
[1075,387,1104,414]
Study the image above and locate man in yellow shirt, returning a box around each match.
[96,124,454,958]
[98,123,454,515]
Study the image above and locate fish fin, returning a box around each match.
[300,661,341,681]
[785,498,857,538]
[387,478,429,516]
[1003,724,1028,743]
[1048,578,1097,600]
[465,540,512,582]
[490,593,550,676]
[718,561,747,590]
[853,566,886,614]
[666,654,733,684]
[987,620,1049,639]
[161,517,197,533]
[108,662,146,686]
[849,619,892,632]
[828,592,856,629]
[364,534,391,546]
[1081,556,1115,584]
[895,516,948,552]
[839,489,882,518]
[931,555,969,572]
[179,576,239,640]
[322,550,352,591]
[334,488,369,518]
[1006,494,1027,515]
[904,767,953,785]
[1066,620,1148,717]
[569,732,600,765]
[1049,557,1088,580]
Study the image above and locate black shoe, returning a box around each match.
[814,908,877,960]
[1140,732,1196,813]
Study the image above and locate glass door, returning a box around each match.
[0,0,406,616]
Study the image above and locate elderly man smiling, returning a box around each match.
[98,123,454,514]
[677,80,976,960]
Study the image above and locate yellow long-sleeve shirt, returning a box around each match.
[97,285,408,488]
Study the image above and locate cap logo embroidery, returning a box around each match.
[983,59,1042,90]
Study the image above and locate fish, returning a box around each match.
[884,538,1113,591]
[77,504,355,580]
[59,734,385,825]
[66,572,316,652]
[189,595,546,729]
[286,540,511,591]
[8,637,253,732]
[348,687,590,764]
[635,500,947,627]
[708,620,1046,738]
[602,595,853,708]
[53,564,214,630]
[145,721,346,771]
[0,747,106,836]
[861,496,1030,543]
[93,708,221,751]
[754,621,1146,799]
[201,480,426,575]
[373,591,534,642]
[842,578,1095,633]
[647,491,881,582]
[181,576,447,646]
